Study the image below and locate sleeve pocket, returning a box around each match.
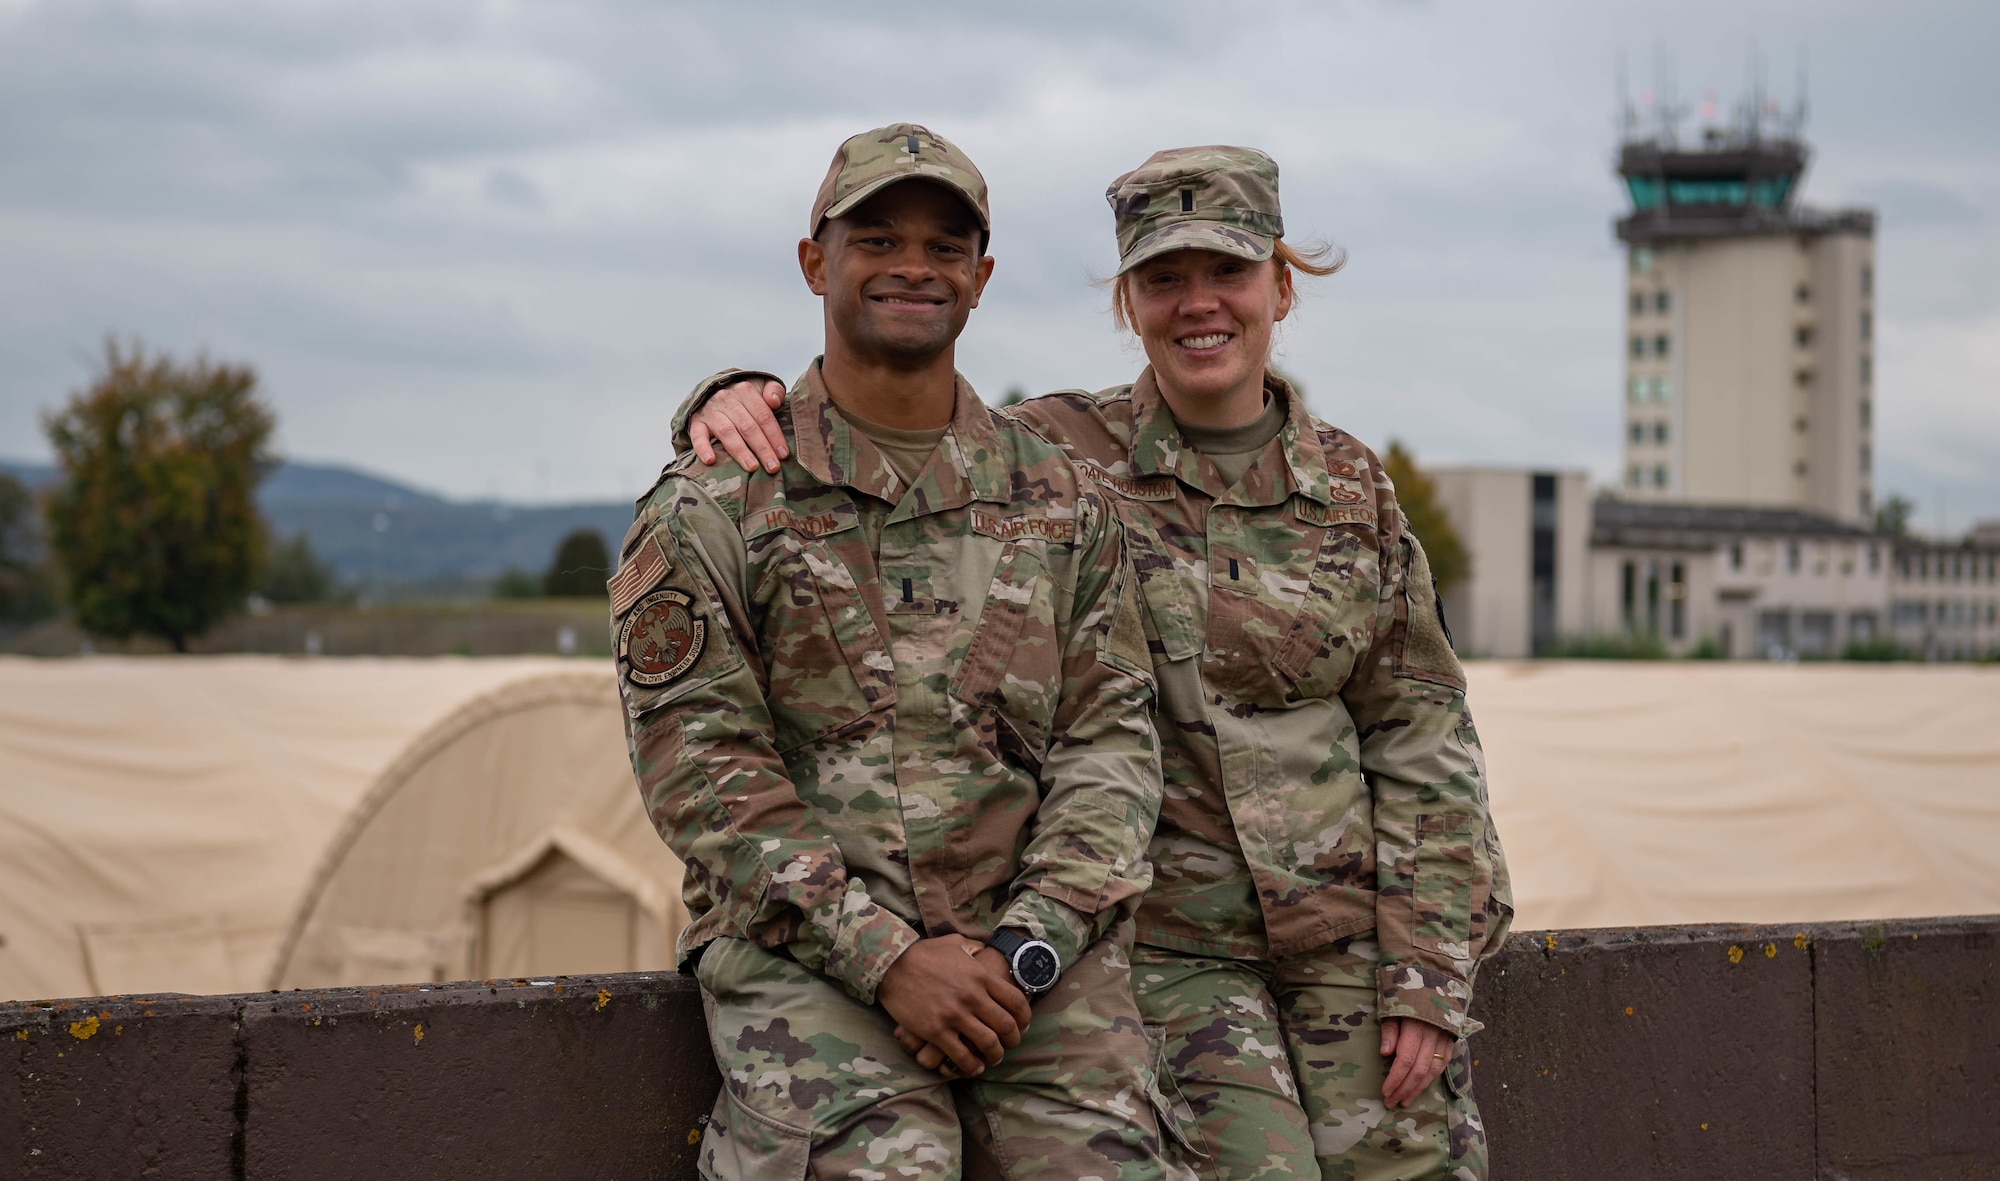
[1411,813,1481,958]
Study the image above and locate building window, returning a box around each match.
[1861,265,1872,298]
[1632,248,1654,273]
[1630,422,1645,445]
[1861,310,1873,342]
[1787,541,1800,573]
[1860,399,1871,429]
[1860,443,1871,474]
[1646,562,1662,636]
[1730,543,1743,571]
[1655,291,1671,313]
[1861,355,1872,385]
[1654,334,1671,357]
[1654,422,1669,444]
[1795,326,1814,348]
[1796,283,1811,304]
[1628,377,1645,403]
[1868,545,1879,574]
[1794,460,1808,478]
[1628,465,1643,488]
[1621,560,1637,629]
[1630,336,1645,359]
[1795,416,1809,434]
[1654,377,1672,401]
[1862,490,1873,518]
[1653,465,1669,488]
[1630,292,1644,316]
[1669,562,1686,640]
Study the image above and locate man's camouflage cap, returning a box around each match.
[1105,145,1283,274]
[810,123,990,238]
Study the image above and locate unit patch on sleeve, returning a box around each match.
[618,588,707,687]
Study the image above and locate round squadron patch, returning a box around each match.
[618,588,707,687]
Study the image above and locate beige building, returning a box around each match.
[1617,132,1877,524]
[1429,467,1591,658]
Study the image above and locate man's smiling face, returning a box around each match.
[802,180,993,369]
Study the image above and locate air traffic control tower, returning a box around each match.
[1615,91,1877,524]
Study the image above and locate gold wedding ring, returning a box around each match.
[1432,1053,1446,1060]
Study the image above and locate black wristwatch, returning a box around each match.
[987,928,1061,995]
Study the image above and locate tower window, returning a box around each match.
[1861,265,1873,298]
[1632,248,1654,273]
[1630,292,1644,316]
[1795,326,1815,347]
[1795,369,1812,388]
[1861,355,1872,384]
[1654,334,1671,357]
[1861,311,1873,342]
[1655,291,1671,313]
[1628,465,1643,488]
[1653,465,1669,488]
[1630,336,1645,359]
[1860,443,1872,474]
[1796,284,1811,304]
[1654,422,1669,444]
[1654,377,1672,401]
[1630,422,1645,445]
[1628,377,1645,402]
[1860,399,1871,429]
[1795,416,1808,434]
[1794,460,1808,478]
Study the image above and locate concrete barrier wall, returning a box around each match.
[4,915,1994,1180]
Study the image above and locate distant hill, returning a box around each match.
[0,458,636,587]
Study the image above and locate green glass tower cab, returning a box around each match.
[1612,88,1877,528]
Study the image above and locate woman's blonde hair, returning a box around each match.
[1108,237,1346,333]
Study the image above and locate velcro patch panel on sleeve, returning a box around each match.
[971,510,1076,544]
[607,533,672,617]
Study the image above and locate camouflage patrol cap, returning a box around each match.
[1105,145,1284,274]
[810,123,990,238]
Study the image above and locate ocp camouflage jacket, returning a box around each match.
[1011,369,1513,1037]
[620,362,1162,1006]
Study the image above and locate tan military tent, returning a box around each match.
[0,656,684,1002]
[2,657,1995,1002]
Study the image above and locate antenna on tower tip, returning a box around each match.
[1792,44,1810,136]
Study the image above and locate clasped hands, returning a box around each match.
[875,934,1033,1077]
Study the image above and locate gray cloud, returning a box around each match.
[0,0,1995,528]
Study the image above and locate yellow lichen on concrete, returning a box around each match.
[413,1022,425,1046]
[1727,945,1744,964]
[1764,942,1778,958]
[1794,933,1809,950]
[595,989,612,1012]
[67,1015,100,1040]
[13,1029,25,1041]
[687,1128,702,1146]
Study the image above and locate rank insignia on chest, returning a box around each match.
[618,588,707,687]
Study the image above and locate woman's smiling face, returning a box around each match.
[1127,248,1293,423]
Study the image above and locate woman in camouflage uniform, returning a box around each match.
[680,145,1512,1181]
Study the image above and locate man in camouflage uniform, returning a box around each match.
[613,123,1192,1180]
[677,145,1512,1180]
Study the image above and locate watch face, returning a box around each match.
[1015,942,1060,991]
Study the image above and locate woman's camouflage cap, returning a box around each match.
[811,122,990,237]
[1105,145,1284,274]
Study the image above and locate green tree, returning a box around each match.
[492,569,542,600]
[42,342,276,651]
[258,531,335,604]
[1875,493,1916,537]
[1380,440,1470,594]
[0,473,58,624]
[542,528,610,597]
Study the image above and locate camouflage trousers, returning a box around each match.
[1131,935,1485,1181]
[693,928,1198,1181]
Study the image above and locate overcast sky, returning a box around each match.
[2,0,1995,529]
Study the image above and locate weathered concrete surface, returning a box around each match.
[0,993,240,1179]
[239,976,714,1181]
[1813,920,2000,1180]
[2,916,1994,1180]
